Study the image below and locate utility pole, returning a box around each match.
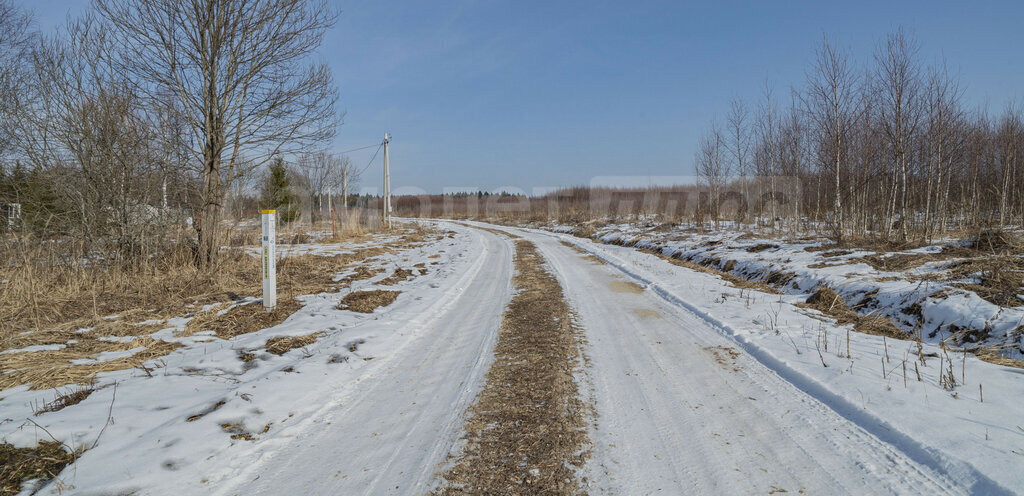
[383,132,392,229]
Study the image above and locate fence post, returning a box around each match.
[261,209,277,310]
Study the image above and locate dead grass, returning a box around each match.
[181,298,303,340]
[858,252,947,272]
[337,290,400,313]
[186,400,225,422]
[746,243,778,253]
[0,336,183,391]
[32,383,95,415]
[265,332,322,355]
[379,268,416,286]
[0,228,435,391]
[432,240,590,495]
[801,286,905,340]
[0,441,77,495]
[948,256,1024,307]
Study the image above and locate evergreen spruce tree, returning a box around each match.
[260,156,301,224]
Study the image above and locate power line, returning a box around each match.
[335,142,384,155]
[357,141,384,175]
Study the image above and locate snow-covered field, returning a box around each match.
[553,221,1024,361]
[2,220,1023,495]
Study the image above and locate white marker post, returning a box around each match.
[261,209,277,310]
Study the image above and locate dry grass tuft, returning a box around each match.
[806,287,845,313]
[432,240,590,495]
[0,441,77,495]
[337,290,400,313]
[379,268,416,286]
[186,400,226,422]
[968,229,1023,254]
[32,384,94,416]
[265,332,322,355]
[220,423,256,441]
[948,256,1024,307]
[802,286,905,340]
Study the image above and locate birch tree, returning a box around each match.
[804,35,859,242]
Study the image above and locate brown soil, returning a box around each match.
[432,240,590,495]
[610,280,644,293]
[337,290,400,313]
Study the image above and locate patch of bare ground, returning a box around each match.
[857,253,946,272]
[705,345,742,372]
[1,441,78,495]
[432,240,590,495]
[265,332,323,355]
[180,298,303,340]
[559,240,604,264]
[609,279,644,293]
[337,290,400,313]
[745,243,778,253]
[801,286,905,340]
[379,267,416,286]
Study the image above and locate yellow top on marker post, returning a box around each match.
[261,209,276,214]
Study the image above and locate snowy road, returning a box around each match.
[219,226,514,496]
[222,221,1008,495]
[504,226,970,495]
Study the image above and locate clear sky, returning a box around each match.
[29,0,1024,194]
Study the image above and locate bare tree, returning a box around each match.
[13,13,162,257]
[95,0,341,267]
[696,122,728,228]
[804,34,859,242]
[335,154,360,223]
[727,97,750,226]
[755,81,779,229]
[0,0,35,158]
[874,29,922,240]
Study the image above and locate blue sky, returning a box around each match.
[31,0,1024,194]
